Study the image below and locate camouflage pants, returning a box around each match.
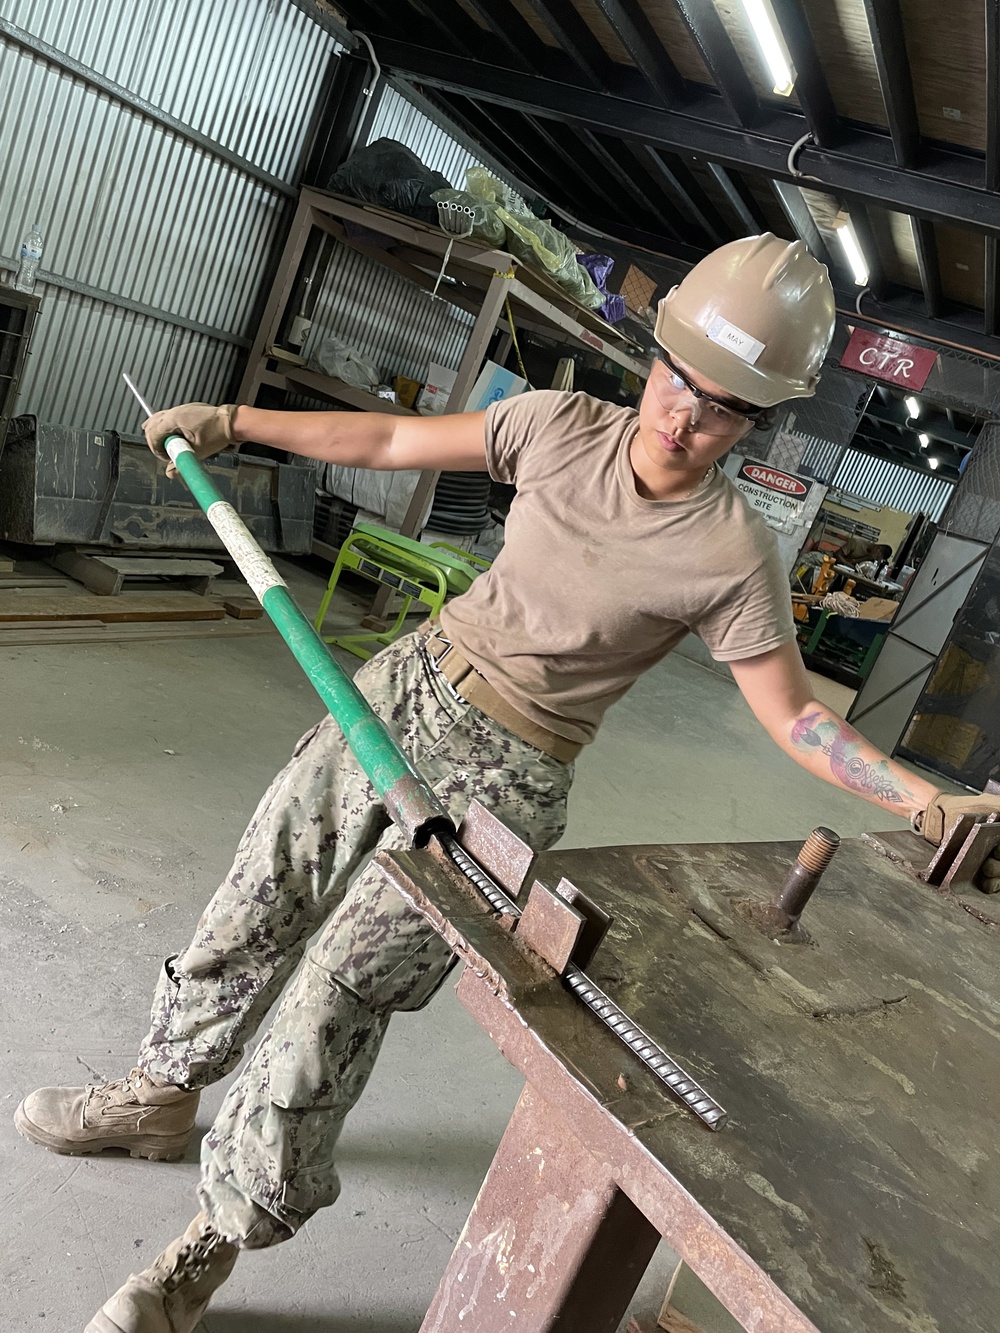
[136,631,572,1247]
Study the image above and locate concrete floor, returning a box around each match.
[0,560,918,1331]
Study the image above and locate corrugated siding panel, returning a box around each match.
[2,0,328,177]
[0,0,331,431]
[831,450,954,519]
[797,435,846,483]
[304,240,474,381]
[367,83,496,189]
[19,284,239,433]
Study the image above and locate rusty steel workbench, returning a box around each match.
[375,822,999,1333]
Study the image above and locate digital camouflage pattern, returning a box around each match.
[138,631,572,1245]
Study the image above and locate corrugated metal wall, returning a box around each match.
[303,242,477,383]
[0,0,332,431]
[368,83,495,189]
[829,450,954,519]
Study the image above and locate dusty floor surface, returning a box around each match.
[0,560,920,1331]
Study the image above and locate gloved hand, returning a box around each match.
[142,403,238,479]
[920,791,1000,891]
[920,792,1000,844]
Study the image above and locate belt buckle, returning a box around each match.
[427,625,453,662]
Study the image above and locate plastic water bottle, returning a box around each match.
[14,224,43,293]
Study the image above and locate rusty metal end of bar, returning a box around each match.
[797,827,841,874]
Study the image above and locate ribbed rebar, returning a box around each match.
[439,834,727,1130]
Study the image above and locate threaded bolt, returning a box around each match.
[797,827,841,874]
[772,827,841,932]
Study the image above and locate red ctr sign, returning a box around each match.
[737,462,808,496]
[840,328,938,388]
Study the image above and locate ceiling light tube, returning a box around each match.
[835,214,870,287]
[739,0,796,96]
[905,395,921,418]
[929,457,939,469]
[919,432,930,447]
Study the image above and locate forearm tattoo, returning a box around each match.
[790,710,908,804]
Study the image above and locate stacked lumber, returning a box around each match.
[0,546,275,647]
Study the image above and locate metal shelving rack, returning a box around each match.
[237,186,650,550]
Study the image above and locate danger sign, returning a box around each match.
[737,462,808,496]
[734,460,814,530]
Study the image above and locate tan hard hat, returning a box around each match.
[654,233,836,408]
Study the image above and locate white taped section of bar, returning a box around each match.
[206,501,287,600]
[166,439,194,458]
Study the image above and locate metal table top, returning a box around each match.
[377,829,998,1333]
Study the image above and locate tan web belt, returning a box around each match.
[420,623,582,764]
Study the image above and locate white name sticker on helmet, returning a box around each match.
[707,316,765,365]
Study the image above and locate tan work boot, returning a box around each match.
[85,1213,238,1333]
[14,1067,199,1161]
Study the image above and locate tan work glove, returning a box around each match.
[919,792,1000,891]
[142,402,238,479]
[919,792,1000,844]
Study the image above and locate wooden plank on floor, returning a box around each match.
[0,589,226,624]
[0,618,274,646]
[97,557,224,576]
[0,576,74,589]
[223,597,264,619]
[52,551,223,596]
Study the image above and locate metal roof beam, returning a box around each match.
[709,161,762,234]
[525,118,632,222]
[402,0,484,59]
[706,163,766,233]
[443,97,559,201]
[672,0,759,126]
[287,0,358,47]
[910,217,943,318]
[373,43,1000,234]
[860,0,921,168]
[453,98,637,232]
[770,179,835,270]
[611,142,698,244]
[457,0,556,73]
[578,128,666,224]
[521,0,613,90]
[590,0,684,106]
[641,149,730,246]
[987,1,1000,190]
[766,0,840,146]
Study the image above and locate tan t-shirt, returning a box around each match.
[439,390,794,745]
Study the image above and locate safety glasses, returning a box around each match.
[651,352,765,436]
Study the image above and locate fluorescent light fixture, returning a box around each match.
[835,213,870,287]
[929,457,939,469]
[739,0,796,96]
[904,395,921,418]
[919,432,930,447]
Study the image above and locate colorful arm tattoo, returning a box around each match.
[790,710,913,805]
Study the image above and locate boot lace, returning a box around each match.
[84,1067,147,1110]
[162,1223,227,1293]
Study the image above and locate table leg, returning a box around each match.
[421,1084,661,1333]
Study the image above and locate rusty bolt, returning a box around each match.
[772,827,840,934]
